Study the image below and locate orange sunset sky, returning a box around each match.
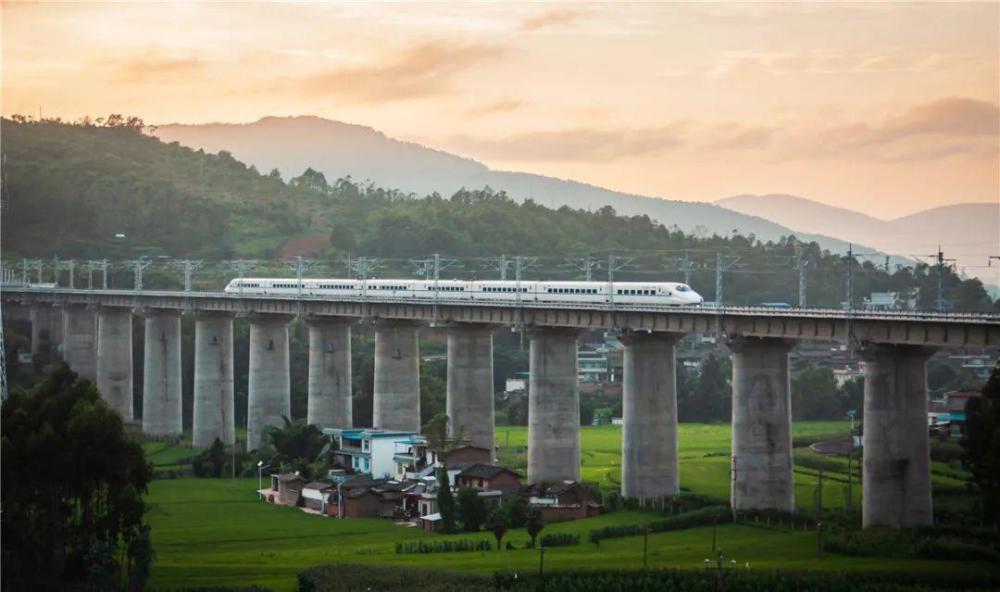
[3,1,998,219]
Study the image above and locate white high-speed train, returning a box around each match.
[223,278,704,306]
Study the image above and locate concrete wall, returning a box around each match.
[527,327,581,484]
[247,315,292,451]
[30,305,61,356]
[62,305,97,381]
[729,337,795,511]
[193,313,235,448]
[446,324,495,452]
[96,307,133,421]
[621,331,682,499]
[142,309,183,437]
[373,320,421,432]
[307,317,353,429]
[861,343,934,528]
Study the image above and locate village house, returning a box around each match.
[270,472,305,507]
[529,481,603,523]
[301,481,337,515]
[324,428,420,478]
[455,464,522,498]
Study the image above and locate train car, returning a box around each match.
[223,278,704,306]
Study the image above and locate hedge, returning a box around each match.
[394,539,492,554]
[589,506,733,542]
[539,533,579,547]
[297,564,1000,592]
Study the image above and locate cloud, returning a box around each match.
[467,100,522,116]
[113,53,204,81]
[441,97,996,165]
[444,125,686,161]
[706,49,975,80]
[520,9,580,31]
[798,97,999,160]
[296,40,503,104]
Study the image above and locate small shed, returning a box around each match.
[302,481,336,514]
[419,512,442,532]
[273,473,306,507]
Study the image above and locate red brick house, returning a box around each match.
[455,464,522,497]
[529,482,603,523]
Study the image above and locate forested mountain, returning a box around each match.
[2,118,996,312]
[155,116,860,254]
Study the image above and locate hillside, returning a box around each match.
[717,194,999,284]
[2,118,994,312]
[1,119,321,259]
[155,116,859,254]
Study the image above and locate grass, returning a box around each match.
[146,478,997,592]
[144,422,985,591]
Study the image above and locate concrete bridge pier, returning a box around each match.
[621,331,683,499]
[141,309,183,438]
[63,304,97,381]
[860,343,934,528]
[373,320,422,432]
[192,312,235,448]
[30,304,61,357]
[247,314,292,451]
[96,307,134,420]
[307,316,353,429]
[446,323,496,453]
[527,327,581,484]
[729,336,795,512]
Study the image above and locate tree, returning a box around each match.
[456,487,488,532]
[435,467,457,533]
[264,416,326,467]
[791,367,845,420]
[1,365,153,591]
[486,510,509,550]
[192,437,227,477]
[961,363,1000,525]
[526,507,545,548]
[500,496,529,528]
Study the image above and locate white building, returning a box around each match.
[324,428,420,479]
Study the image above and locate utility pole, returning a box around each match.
[125,258,152,291]
[715,252,740,307]
[224,260,258,297]
[932,247,955,313]
[20,258,28,286]
[28,259,44,285]
[62,259,76,289]
[285,257,315,316]
[606,254,633,310]
[797,252,809,308]
[566,255,598,281]
[171,259,204,292]
[845,244,853,311]
[683,250,692,285]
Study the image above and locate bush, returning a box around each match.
[297,564,1000,592]
[539,533,579,547]
[916,539,1000,562]
[394,539,492,554]
[589,506,732,542]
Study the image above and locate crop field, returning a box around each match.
[143,422,988,591]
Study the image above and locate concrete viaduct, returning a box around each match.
[5,287,999,529]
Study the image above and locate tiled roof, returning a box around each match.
[457,464,518,480]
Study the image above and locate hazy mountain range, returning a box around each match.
[156,116,995,285]
[718,195,998,283]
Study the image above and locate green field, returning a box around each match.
[144,422,989,591]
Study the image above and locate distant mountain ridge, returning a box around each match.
[155,116,860,254]
[716,194,998,286]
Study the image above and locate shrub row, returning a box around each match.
[539,533,579,547]
[394,539,492,554]
[297,564,1000,592]
[589,506,733,542]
